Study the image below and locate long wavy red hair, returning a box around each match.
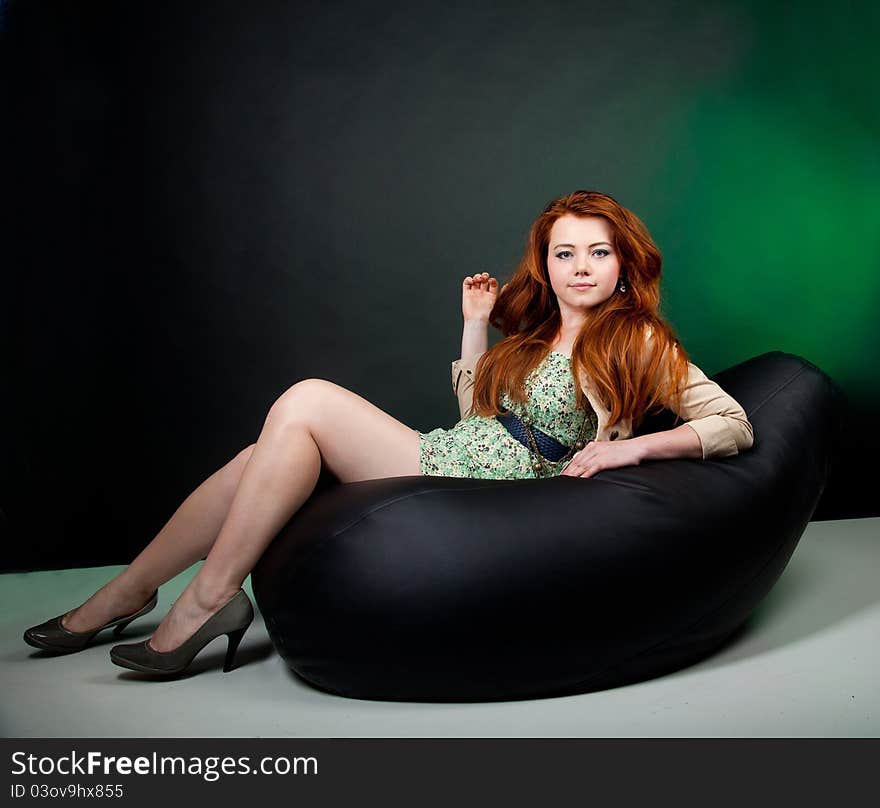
[470,190,691,430]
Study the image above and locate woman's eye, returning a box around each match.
[555,249,610,259]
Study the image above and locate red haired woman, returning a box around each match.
[24,190,753,675]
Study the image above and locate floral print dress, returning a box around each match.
[419,351,597,479]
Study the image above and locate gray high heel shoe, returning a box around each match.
[109,589,254,675]
[23,590,159,654]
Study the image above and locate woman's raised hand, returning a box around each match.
[462,272,502,323]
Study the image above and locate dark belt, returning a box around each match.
[496,412,571,462]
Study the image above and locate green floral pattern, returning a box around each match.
[419,351,596,479]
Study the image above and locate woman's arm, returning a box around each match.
[629,423,704,462]
[459,272,497,360]
[460,318,488,361]
[562,388,751,478]
[452,317,488,421]
[450,273,499,419]
[563,332,754,477]
[639,327,755,460]
[664,359,755,459]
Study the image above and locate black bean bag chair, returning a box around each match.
[251,352,844,702]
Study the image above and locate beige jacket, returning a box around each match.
[450,336,754,460]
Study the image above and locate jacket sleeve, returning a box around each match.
[451,351,485,421]
[670,358,755,459]
[645,329,754,460]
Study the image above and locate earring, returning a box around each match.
[618,279,627,293]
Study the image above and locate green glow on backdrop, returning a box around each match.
[645,0,879,394]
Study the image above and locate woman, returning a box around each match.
[23,190,754,676]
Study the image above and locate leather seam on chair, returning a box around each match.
[287,472,629,576]
[326,480,541,540]
[743,364,808,417]
[285,480,547,575]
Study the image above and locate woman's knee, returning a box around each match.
[267,378,332,429]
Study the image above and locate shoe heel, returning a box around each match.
[223,626,248,672]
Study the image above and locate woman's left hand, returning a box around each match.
[559,439,643,478]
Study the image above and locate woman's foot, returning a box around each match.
[147,582,241,653]
[61,578,156,634]
[109,589,253,675]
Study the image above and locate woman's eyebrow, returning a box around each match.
[552,242,612,249]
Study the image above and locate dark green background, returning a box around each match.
[3,0,877,570]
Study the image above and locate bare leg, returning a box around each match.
[62,444,257,633]
[148,378,422,652]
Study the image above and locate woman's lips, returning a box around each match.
[570,283,596,289]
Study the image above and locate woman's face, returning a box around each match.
[545,215,622,320]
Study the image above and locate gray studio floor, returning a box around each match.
[1,517,877,738]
